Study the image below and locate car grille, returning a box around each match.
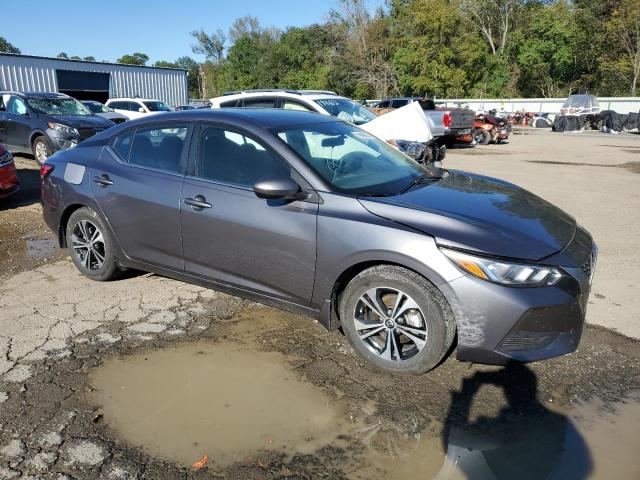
[78,128,98,141]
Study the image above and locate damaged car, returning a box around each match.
[41,109,597,374]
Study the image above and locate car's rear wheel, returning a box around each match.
[339,265,455,375]
[473,128,491,145]
[66,207,122,281]
[32,136,53,165]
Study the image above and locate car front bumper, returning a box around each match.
[440,239,596,365]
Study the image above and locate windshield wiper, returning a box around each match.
[400,174,442,194]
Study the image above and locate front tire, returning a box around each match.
[66,207,122,281]
[32,136,53,165]
[473,128,491,145]
[339,265,456,375]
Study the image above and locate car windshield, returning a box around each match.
[143,101,172,112]
[277,121,436,196]
[27,98,92,116]
[314,98,377,125]
[83,102,111,113]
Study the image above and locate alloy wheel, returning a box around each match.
[71,219,106,271]
[353,287,428,362]
[35,141,49,163]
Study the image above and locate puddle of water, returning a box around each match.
[25,239,57,258]
[91,340,640,478]
[91,342,349,467]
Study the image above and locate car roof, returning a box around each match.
[107,98,162,103]
[0,91,70,99]
[105,108,337,132]
[210,91,344,103]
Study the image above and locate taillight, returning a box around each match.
[443,112,452,128]
[40,164,55,180]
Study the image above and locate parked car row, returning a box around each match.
[209,89,446,165]
[0,90,176,165]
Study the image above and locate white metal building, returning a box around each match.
[0,53,188,107]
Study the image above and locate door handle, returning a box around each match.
[184,195,212,210]
[93,174,114,187]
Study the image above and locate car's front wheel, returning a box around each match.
[339,265,456,375]
[66,207,122,281]
[32,136,53,165]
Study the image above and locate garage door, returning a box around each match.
[56,70,110,103]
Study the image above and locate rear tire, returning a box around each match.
[339,265,456,375]
[66,207,122,281]
[32,136,53,165]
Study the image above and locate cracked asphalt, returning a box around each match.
[1,132,640,479]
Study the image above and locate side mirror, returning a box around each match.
[253,177,306,201]
[138,107,145,113]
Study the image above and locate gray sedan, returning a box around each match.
[40,109,596,374]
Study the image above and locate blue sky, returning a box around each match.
[3,0,383,64]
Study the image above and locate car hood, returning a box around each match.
[359,170,576,261]
[46,114,114,129]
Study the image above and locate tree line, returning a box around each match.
[2,0,639,100]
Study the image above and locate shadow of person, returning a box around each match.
[436,362,592,480]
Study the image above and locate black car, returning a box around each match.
[0,92,115,164]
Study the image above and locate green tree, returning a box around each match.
[0,37,20,54]
[57,52,68,59]
[513,1,573,97]
[191,29,226,63]
[117,52,149,66]
[606,0,640,95]
[83,56,96,62]
[154,60,177,68]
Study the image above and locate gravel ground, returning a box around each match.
[1,132,639,479]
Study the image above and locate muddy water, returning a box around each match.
[91,341,640,478]
[91,342,348,467]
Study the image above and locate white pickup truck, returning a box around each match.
[373,97,475,146]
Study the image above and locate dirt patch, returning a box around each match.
[622,161,640,173]
[528,159,640,173]
[0,155,65,279]
[2,293,639,478]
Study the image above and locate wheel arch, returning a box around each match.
[319,257,451,331]
[58,203,87,247]
[29,130,48,148]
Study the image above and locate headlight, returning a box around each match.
[48,122,79,135]
[441,248,562,286]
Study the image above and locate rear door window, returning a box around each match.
[219,99,239,108]
[112,130,134,160]
[282,100,312,111]
[241,97,276,108]
[127,125,189,173]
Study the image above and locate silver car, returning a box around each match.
[41,109,596,374]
